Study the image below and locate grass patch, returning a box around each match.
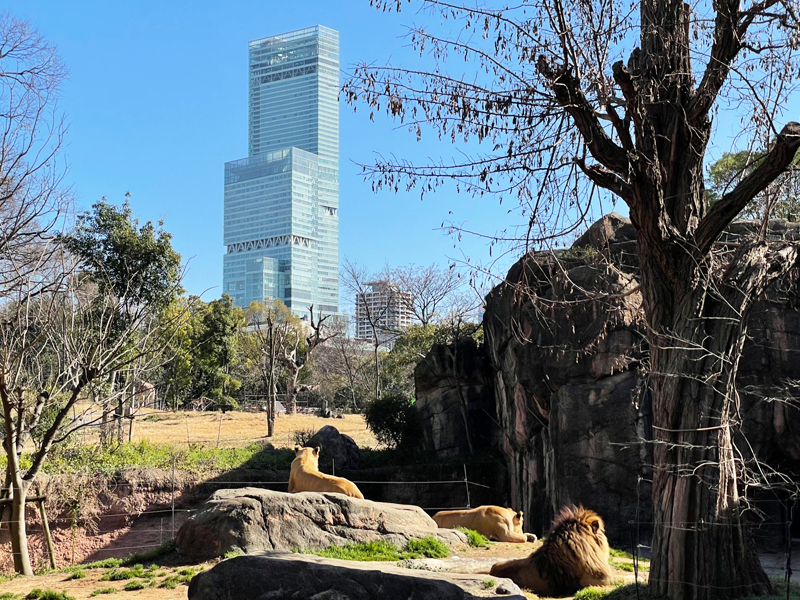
[405,537,449,558]
[483,578,496,589]
[306,536,450,562]
[157,578,178,590]
[89,590,117,597]
[455,527,490,548]
[0,594,21,600]
[63,568,86,581]
[82,559,123,570]
[119,540,175,565]
[223,550,244,559]
[17,439,294,476]
[609,548,633,559]
[122,581,145,591]
[24,592,76,600]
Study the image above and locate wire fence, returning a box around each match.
[0,466,490,563]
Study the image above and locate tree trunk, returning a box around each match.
[9,478,32,575]
[644,259,773,599]
[286,362,299,415]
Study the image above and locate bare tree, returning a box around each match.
[245,299,298,435]
[1,267,182,575]
[345,1,800,597]
[386,262,462,326]
[341,258,405,400]
[278,304,336,415]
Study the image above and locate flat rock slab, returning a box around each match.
[176,487,466,559]
[400,556,498,574]
[188,552,526,600]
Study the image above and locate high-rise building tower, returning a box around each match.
[223,26,339,318]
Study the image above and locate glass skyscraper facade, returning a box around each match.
[223,26,339,317]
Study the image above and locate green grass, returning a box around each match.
[122,581,145,591]
[306,537,450,562]
[223,550,244,559]
[89,590,117,597]
[82,559,123,570]
[24,591,75,600]
[0,439,295,476]
[99,564,151,582]
[609,548,634,559]
[483,578,496,589]
[404,537,449,558]
[119,540,176,565]
[455,527,490,548]
[63,568,86,581]
[0,594,22,600]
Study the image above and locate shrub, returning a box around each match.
[292,428,317,447]
[364,392,423,451]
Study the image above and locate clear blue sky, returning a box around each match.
[5,1,793,303]
[5,0,521,302]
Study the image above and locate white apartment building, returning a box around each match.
[355,281,414,346]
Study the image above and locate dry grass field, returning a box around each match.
[131,409,379,449]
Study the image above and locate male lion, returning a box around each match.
[288,446,364,499]
[433,506,537,543]
[489,505,611,596]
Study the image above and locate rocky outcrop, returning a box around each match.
[307,425,361,471]
[175,488,466,559]
[415,338,497,457]
[481,213,800,542]
[188,553,526,600]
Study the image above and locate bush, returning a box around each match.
[364,392,423,451]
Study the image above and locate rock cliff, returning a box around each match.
[417,214,800,543]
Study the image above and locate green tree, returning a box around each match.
[707,150,800,221]
[188,294,244,408]
[60,196,183,442]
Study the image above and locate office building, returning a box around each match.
[354,281,415,346]
[223,26,339,318]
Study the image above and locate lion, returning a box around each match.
[288,446,364,499]
[433,506,537,543]
[489,505,612,596]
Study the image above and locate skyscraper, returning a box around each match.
[223,26,339,317]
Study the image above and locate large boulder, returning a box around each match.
[307,425,361,471]
[188,552,526,600]
[175,488,466,559]
[414,338,497,457]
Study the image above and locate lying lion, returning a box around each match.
[433,506,537,543]
[489,505,611,596]
[288,446,364,499]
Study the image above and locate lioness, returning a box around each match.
[288,446,364,499]
[489,505,612,596]
[433,505,537,543]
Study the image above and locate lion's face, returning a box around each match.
[512,510,524,533]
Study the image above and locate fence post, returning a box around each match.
[787,499,794,600]
[463,464,471,509]
[171,454,176,538]
[35,488,56,570]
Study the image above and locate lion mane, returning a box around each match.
[288,446,364,499]
[489,505,611,596]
